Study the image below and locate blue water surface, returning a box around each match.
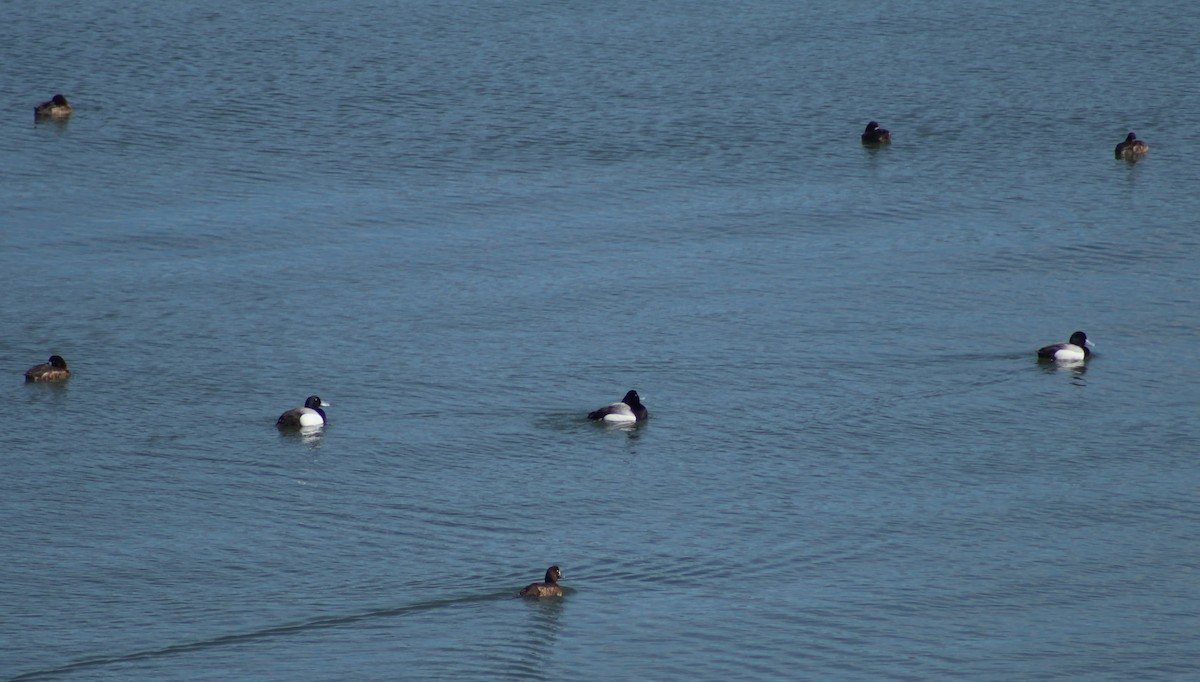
[4,1,1199,680]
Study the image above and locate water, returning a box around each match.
[4,1,1199,679]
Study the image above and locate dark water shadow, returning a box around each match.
[862,143,890,158]
[8,589,520,681]
[33,117,71,134]
[21,379,71,403]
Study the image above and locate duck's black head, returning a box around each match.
[52,94,69,106]
[622,390,641,407]
[304,395,323,409]
[865,121,880,132]
[48,355,68,369]
[1125,132,1137,142]
[544,566,561,584]
[1068,331,1088,347]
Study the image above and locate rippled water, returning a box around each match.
[4,1,1199,680]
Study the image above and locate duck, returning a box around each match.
[861,120,891,145]
[587,390,648,424]
[276,395,328,428]
[1115,132,1149,159]
[1037,331,1093,362]
[24,355,71,382]
[520,565,563,598]
[34,94,72,120]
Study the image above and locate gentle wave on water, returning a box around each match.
[5,0,1200,679]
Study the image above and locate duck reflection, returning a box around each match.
[277,425,325,448]
[516,579,567,675]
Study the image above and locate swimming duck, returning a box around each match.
[24,355,70,382]
[587,390,648,424]
[861,120,891,145]
[520,566,563,597]
[277,395,328,428]
[34,94,72,120]
[1037,331,1093,362]
[1115,132,1149,159]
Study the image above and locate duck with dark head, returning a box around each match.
[1037,331,1093,363]
[277,395,329,429]
[587,390,648,425]
[861,120,891,145]
[1115,132,1148,160]
[520,565,564,598]
[25,355,71,382]
[35,94,72,120]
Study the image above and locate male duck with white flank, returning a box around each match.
[587,390,648,424]
[277,395,329,428]
[1037,331,1093,363]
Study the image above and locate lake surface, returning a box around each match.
[4,1,1199,679]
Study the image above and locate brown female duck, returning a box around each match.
[25,355,71,382]
[520,566,564,597]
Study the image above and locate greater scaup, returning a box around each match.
[1115,132,1149,159]
[861,120,891,145]
[520,565,563,598]
[1037,331,1093,362]
[587,390,648,424]
[34,94,72,120]
[277,395,328,428]
[24,355,70,382]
